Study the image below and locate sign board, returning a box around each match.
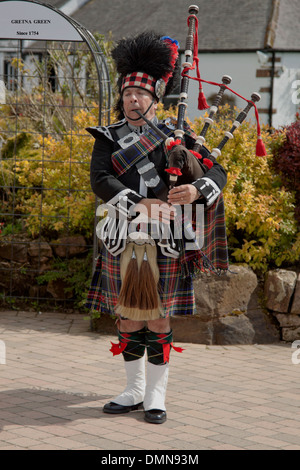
[0,0,83,41]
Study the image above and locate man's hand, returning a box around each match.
[135,198,177,224]
[167,184,200,205]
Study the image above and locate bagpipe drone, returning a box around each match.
[135,4,267,191]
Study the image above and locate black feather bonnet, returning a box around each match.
[112,31,180,118]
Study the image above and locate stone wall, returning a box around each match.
[172,266,300,345]
[91,264,281,345]
[1,234,298,346]
[264,269,300,342]
[171,265,280,345]
[0,235,87,299]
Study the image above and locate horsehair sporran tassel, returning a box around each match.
[138,244,160,312]
[116,242,162,321]
[117,244,139,309]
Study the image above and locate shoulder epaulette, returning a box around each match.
[86,119,127,141]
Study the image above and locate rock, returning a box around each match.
[32,256,52,273]
[28,241,53,273]
[173,266,260,344]
[275,314,300,328]
[246,283,281,343]
[264,269,297,312]
[281,327,300,342]
[193,265,258,317]
[0,261,12,289]
[29,284,49,299]
[0,260,32,295]
[213,313,255,345]
[291,274,300,314]
[28,241,52,259]
[274,313,300,342]
[52,236,86,258]
[171,315,213,344]
[46,279,73,299]
[0,242,28,263]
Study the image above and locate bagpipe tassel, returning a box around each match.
[256,136,267,157]
[198,85,209,111]
[116,242,163,321]
[191,15,209,111]
[254,105,267,156]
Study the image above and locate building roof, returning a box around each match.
[271,0,300,50]
[42,0,66,9]
[68,0,300,51]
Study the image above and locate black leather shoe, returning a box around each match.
[103,401,143,414]
[144,409,167,424]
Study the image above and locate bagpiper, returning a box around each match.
[86,29,228,424]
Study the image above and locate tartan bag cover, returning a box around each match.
[111,123,173,176]
[111,121,198,177]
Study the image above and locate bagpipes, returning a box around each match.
[135,4,267,190]
[101,6,267,322]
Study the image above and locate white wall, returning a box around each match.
[272,52,300,129]
[183,51,300,130]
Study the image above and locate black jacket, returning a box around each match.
[88,119,227,207]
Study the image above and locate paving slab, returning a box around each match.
[0,310,299,451]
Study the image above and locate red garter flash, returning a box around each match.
[171,343,185,354]
[109,341,127,356]
[162,342,185,363]
[162,343,171,363]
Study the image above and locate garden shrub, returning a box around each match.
[272,119,300,225]
[197,105,299,273]
[36,251,94,308]
[13,107,99,238]
[158,103,300,273]
[1,99,299,274]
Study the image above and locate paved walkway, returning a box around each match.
[0,310,299,450]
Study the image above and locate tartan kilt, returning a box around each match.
[86,245,196,317]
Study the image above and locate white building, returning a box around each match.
[71,0,300,129]
[1,0,299,128]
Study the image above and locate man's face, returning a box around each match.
[122,87,157,126]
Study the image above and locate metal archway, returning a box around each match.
[0,0,111,306]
